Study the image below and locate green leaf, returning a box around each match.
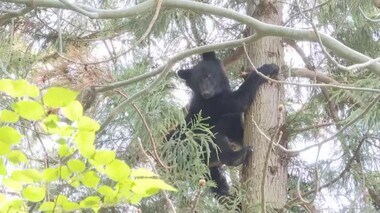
[79,196,101,208]
[10,170,34,183]
[56,196,80,211]
[2,178,22,191]
[61,201,80,211]
[6,150,28,164]
[77,116,100,132]
[0,141,11,155]
[98,186,117,204]
[131,168,159,178]
[10,170,38,183]
[0,110,19,123]
[93,150,115,165]
[58,144,72,158]
[74,130,95,158]
[0,79,39,98]
[132,178,177,196]
[97,185,114,196]
[22,185,45,202]
[58,166,72,180]
[56,195,69,204]
[0,158,6,175]
[105,160,130,182]
[0,126,21,145]
[81,171,100,188]
[61,100,83,121]
[39,202,55,211]
[42,167,59,181]
[43,87,79,107]
[74,130,95,146]
[67,159,85,173]
[13,100,45,121]
[19,169,42,182]
[0,79,13,95]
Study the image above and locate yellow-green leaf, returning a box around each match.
[79,196,101,208]
[132,178,177,195]
[93,150,115,165]
[77,116,100,132]
[39,202,55,211]
[67,159,85,173]
[20,169,42,182]
[0,79,13,95]
[81,171,100,188]
[13,100,45,121]
[97,185,114,196]
[61,201,80,211]
[22,186,45,202]
[0,110,19,123]
[105,160,130,182]
[74,130,95,146]
[58,166,72,180]
[61,100,83,121]
[3,178,23,191]
[43,87,79,107]
[0,79,39,98]
[0,158,6,175]
[10,170,36,183]
[131,168,159,178]
[75,130,95,158]
[6,150,27,164]
[58,144,72,158]
[42,167,59,181]
[0,141,11,155]
[0,126,21,145]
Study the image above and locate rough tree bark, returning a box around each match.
[241,1,288,212]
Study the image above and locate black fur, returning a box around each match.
[176,51,279,196]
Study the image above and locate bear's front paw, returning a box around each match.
[258,63,279,76]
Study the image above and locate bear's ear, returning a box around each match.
[178,69,192,80]
[202,51,216,61]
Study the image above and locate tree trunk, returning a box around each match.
[241,1,287,212]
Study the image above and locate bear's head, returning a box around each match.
[178,51,230,99]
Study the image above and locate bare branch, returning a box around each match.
[0,6,32,25]
[1,0,380,74]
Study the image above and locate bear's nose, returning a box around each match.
[201,91,213,99]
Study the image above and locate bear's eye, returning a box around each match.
[207,73,212,78]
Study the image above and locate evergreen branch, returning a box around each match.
[292,122,334,134]
[279,137,367,212]
[116,90,170,170]
[276,95,380,155]
[296,0,380,73]
[2,0,380,74]
[263,66,380,93]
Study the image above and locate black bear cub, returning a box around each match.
[176,51,279,196]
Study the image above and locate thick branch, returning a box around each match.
[2,0,380,75]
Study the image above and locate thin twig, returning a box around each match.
[137,138,176,213]
[117,90,170,170]
[359,6,380,22]
[243,43,380,93]
[275,95,380,154]
[279,137,366,212]
[58,0,163,65]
